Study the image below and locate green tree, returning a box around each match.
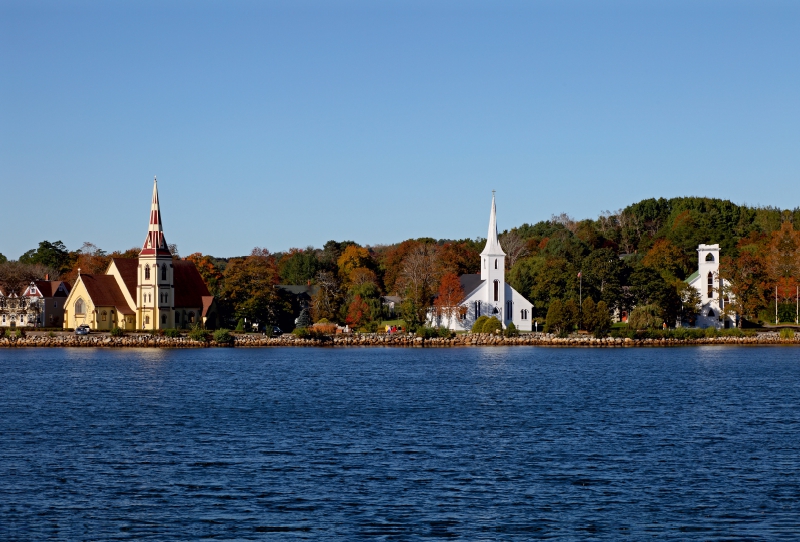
[563,299,579,333]
[545,299,566,335]
[628,304,664,330]
[18,240,71,276]
[220,249,290,328]
[278,248,321,285]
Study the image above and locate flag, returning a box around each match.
[577,272,582,278]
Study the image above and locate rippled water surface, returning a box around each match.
[2,346,800,540]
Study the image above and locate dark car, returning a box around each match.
[75,324,90,336]
[272,326,283,336]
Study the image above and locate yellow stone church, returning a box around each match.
[63,178,217,330]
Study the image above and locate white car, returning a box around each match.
[75,325,90,336]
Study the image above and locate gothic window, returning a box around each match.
[75,299,85,315]
[161,265,167,281]
[145,315,150,325]
[145,265,151,280]
[707,272,713,298]
[521,309,528,320]
[493,280,499,302]
[495,259,498,269]
[101,311,107,322]
[705,253,715,262]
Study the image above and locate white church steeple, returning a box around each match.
[480,191,505,280]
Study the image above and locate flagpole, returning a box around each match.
[775,285,778,325]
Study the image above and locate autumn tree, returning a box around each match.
[498,231,529,270]
[345,294,370,328]
[642,239,691,280]
[337,245,373,284]
[0,261,56,294]
[219,248,289,328]
[718,232,771,324]
[433,273,466,328]
[311,270,343,323]
[397,243,440,330]
[185,253,224,296]
[62,242,111,285]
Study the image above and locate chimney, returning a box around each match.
[45,273,49,281]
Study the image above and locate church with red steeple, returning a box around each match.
[63,177,217,331]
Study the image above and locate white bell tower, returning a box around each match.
[480,192,506,323]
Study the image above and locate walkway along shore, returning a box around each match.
[1,331,798,348]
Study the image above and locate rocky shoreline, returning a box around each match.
[1,331,798,348]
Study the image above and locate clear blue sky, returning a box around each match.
[2,0,798,259]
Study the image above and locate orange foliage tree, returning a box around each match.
[186,253,224,296]
[345,294,370,328]
[433,273,466,328]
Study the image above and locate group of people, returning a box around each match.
[385,325,402,334]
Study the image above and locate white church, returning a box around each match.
[429,194,535,331]
[684,243,735,329]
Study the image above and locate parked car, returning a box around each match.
[272,326,283,336]
[75,325,90,336]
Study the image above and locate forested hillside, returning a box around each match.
[3,197,799,330]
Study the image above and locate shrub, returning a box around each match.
[780,328,795,340]
[164,328,181,338]
[235,319,245,331]
[48,331,56,338]
[15,328,26,339]
[504,322,519,337]
[471,315,489,333]
[292,327,310,339]
[482,317,502,334]
[416,327,438,339]
[316,318,330,324]
[213,328,234,345]
[312,323,338,335]
[109,326,124,337]
[188,325,208,342]
[437,326,453,338]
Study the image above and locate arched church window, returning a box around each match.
[145,315,150,325]
[75,299,85,315]
[101,311,107,322]
[145,265,151,280]
[495,259,498,269]
[705,253,715,262]
[521,309,528,320]
[161,265,167,281]
[493,280,499,302]
[707,272,713,298]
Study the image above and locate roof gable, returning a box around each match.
[174,260,212,308]
[78,274,135,314]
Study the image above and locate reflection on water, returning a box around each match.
[2,346,800,540]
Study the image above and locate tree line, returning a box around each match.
[3,197,799,331]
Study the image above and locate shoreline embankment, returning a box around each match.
[1,331,798,348]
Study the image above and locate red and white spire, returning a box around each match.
[140,176,171,256]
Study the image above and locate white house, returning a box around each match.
[429,194,534,331]
[684,243,735,329]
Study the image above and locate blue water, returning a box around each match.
[2,347,800,540]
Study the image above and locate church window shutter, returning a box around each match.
[495,259,497,269]
[493,280,499,302]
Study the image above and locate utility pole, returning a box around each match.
[775,285,779,325]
